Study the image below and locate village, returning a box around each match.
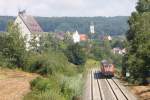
[15,10,126,55]
[0,0,150,100]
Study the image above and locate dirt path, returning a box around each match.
[0,68,38,100]
[83,69,137,100]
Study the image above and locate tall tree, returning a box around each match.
[123,0,150,84]
[136,0,150,13]
[1,21,26,67]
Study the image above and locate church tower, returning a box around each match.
[90,22,95,34]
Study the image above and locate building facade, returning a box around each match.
[72,30,80,43]
[14,10,43,50]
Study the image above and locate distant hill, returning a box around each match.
[0,16,129,35]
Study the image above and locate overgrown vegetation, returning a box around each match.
[88,39,123,69]
[65,43,87,65]
[0,21,27,68]
[0,21,87,100]
[24,73,83,100]
[123,0,150,84]
[0,12,127,100]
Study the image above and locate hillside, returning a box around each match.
[0,16,129,35]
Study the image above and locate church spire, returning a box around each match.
[90,22,95,34]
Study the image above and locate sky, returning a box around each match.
[0,0,138,17]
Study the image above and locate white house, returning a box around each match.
[72,30,80,43]
[14,10,43,49]
[107,35,112,41]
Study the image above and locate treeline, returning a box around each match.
[0,16,129,35]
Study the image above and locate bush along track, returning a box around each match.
[23,50,84,100]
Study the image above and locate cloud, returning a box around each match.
[0,0,138,17]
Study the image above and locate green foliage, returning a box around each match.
[0,20,84,100]
[37,16,129,36]
[91,46,106,61]
[136,0,150,13]
[124,0,150,84]
[111,40,126,49]
[89,40,111,60]
[25,50,77,76]
[0,21,26,68]
[88,39,123,72]
[39,33,68,52]
[24,90,65,100]
[0,54,12,67]
[28,33,41,52]
[24,74,83,100]
[110,54,122,69]
[84,59,100,70]
[60,74,83,100]
[65,43,87,65]
[30,77,60,92]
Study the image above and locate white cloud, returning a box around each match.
[0,0,138,17]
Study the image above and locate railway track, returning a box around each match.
[83,69,137,100]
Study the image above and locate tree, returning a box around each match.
[29,32,41,52]
[111,40,125,49]
[65,43,86,65]
[136,0,150,13]
[123,0,150,84]
[1,21,26,67]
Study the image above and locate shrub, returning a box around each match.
[25,73,83,100]
[65,43,87,65]
[24,52,53,75]
[25,50,77,76]
[24,91,65,100]
[60,74,83,100]
[31,77,52,91]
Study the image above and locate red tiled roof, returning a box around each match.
[80,34,88,41]
[19,14,43,33]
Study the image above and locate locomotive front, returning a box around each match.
[101,60,114,77]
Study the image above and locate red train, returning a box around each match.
[101,60,115,77]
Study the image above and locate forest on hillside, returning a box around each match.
[0,16,129,35]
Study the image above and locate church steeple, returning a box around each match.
[90,22,95,34]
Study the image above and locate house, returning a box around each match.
[80,34,88,41]
[112,48,126,55]
[14,10,43,49]
[104,35,112,41]
[72,30,80,43]
[98,34,112,41]
[121,48,126,54]
[72,30,89,43]
[107,35,112,41]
